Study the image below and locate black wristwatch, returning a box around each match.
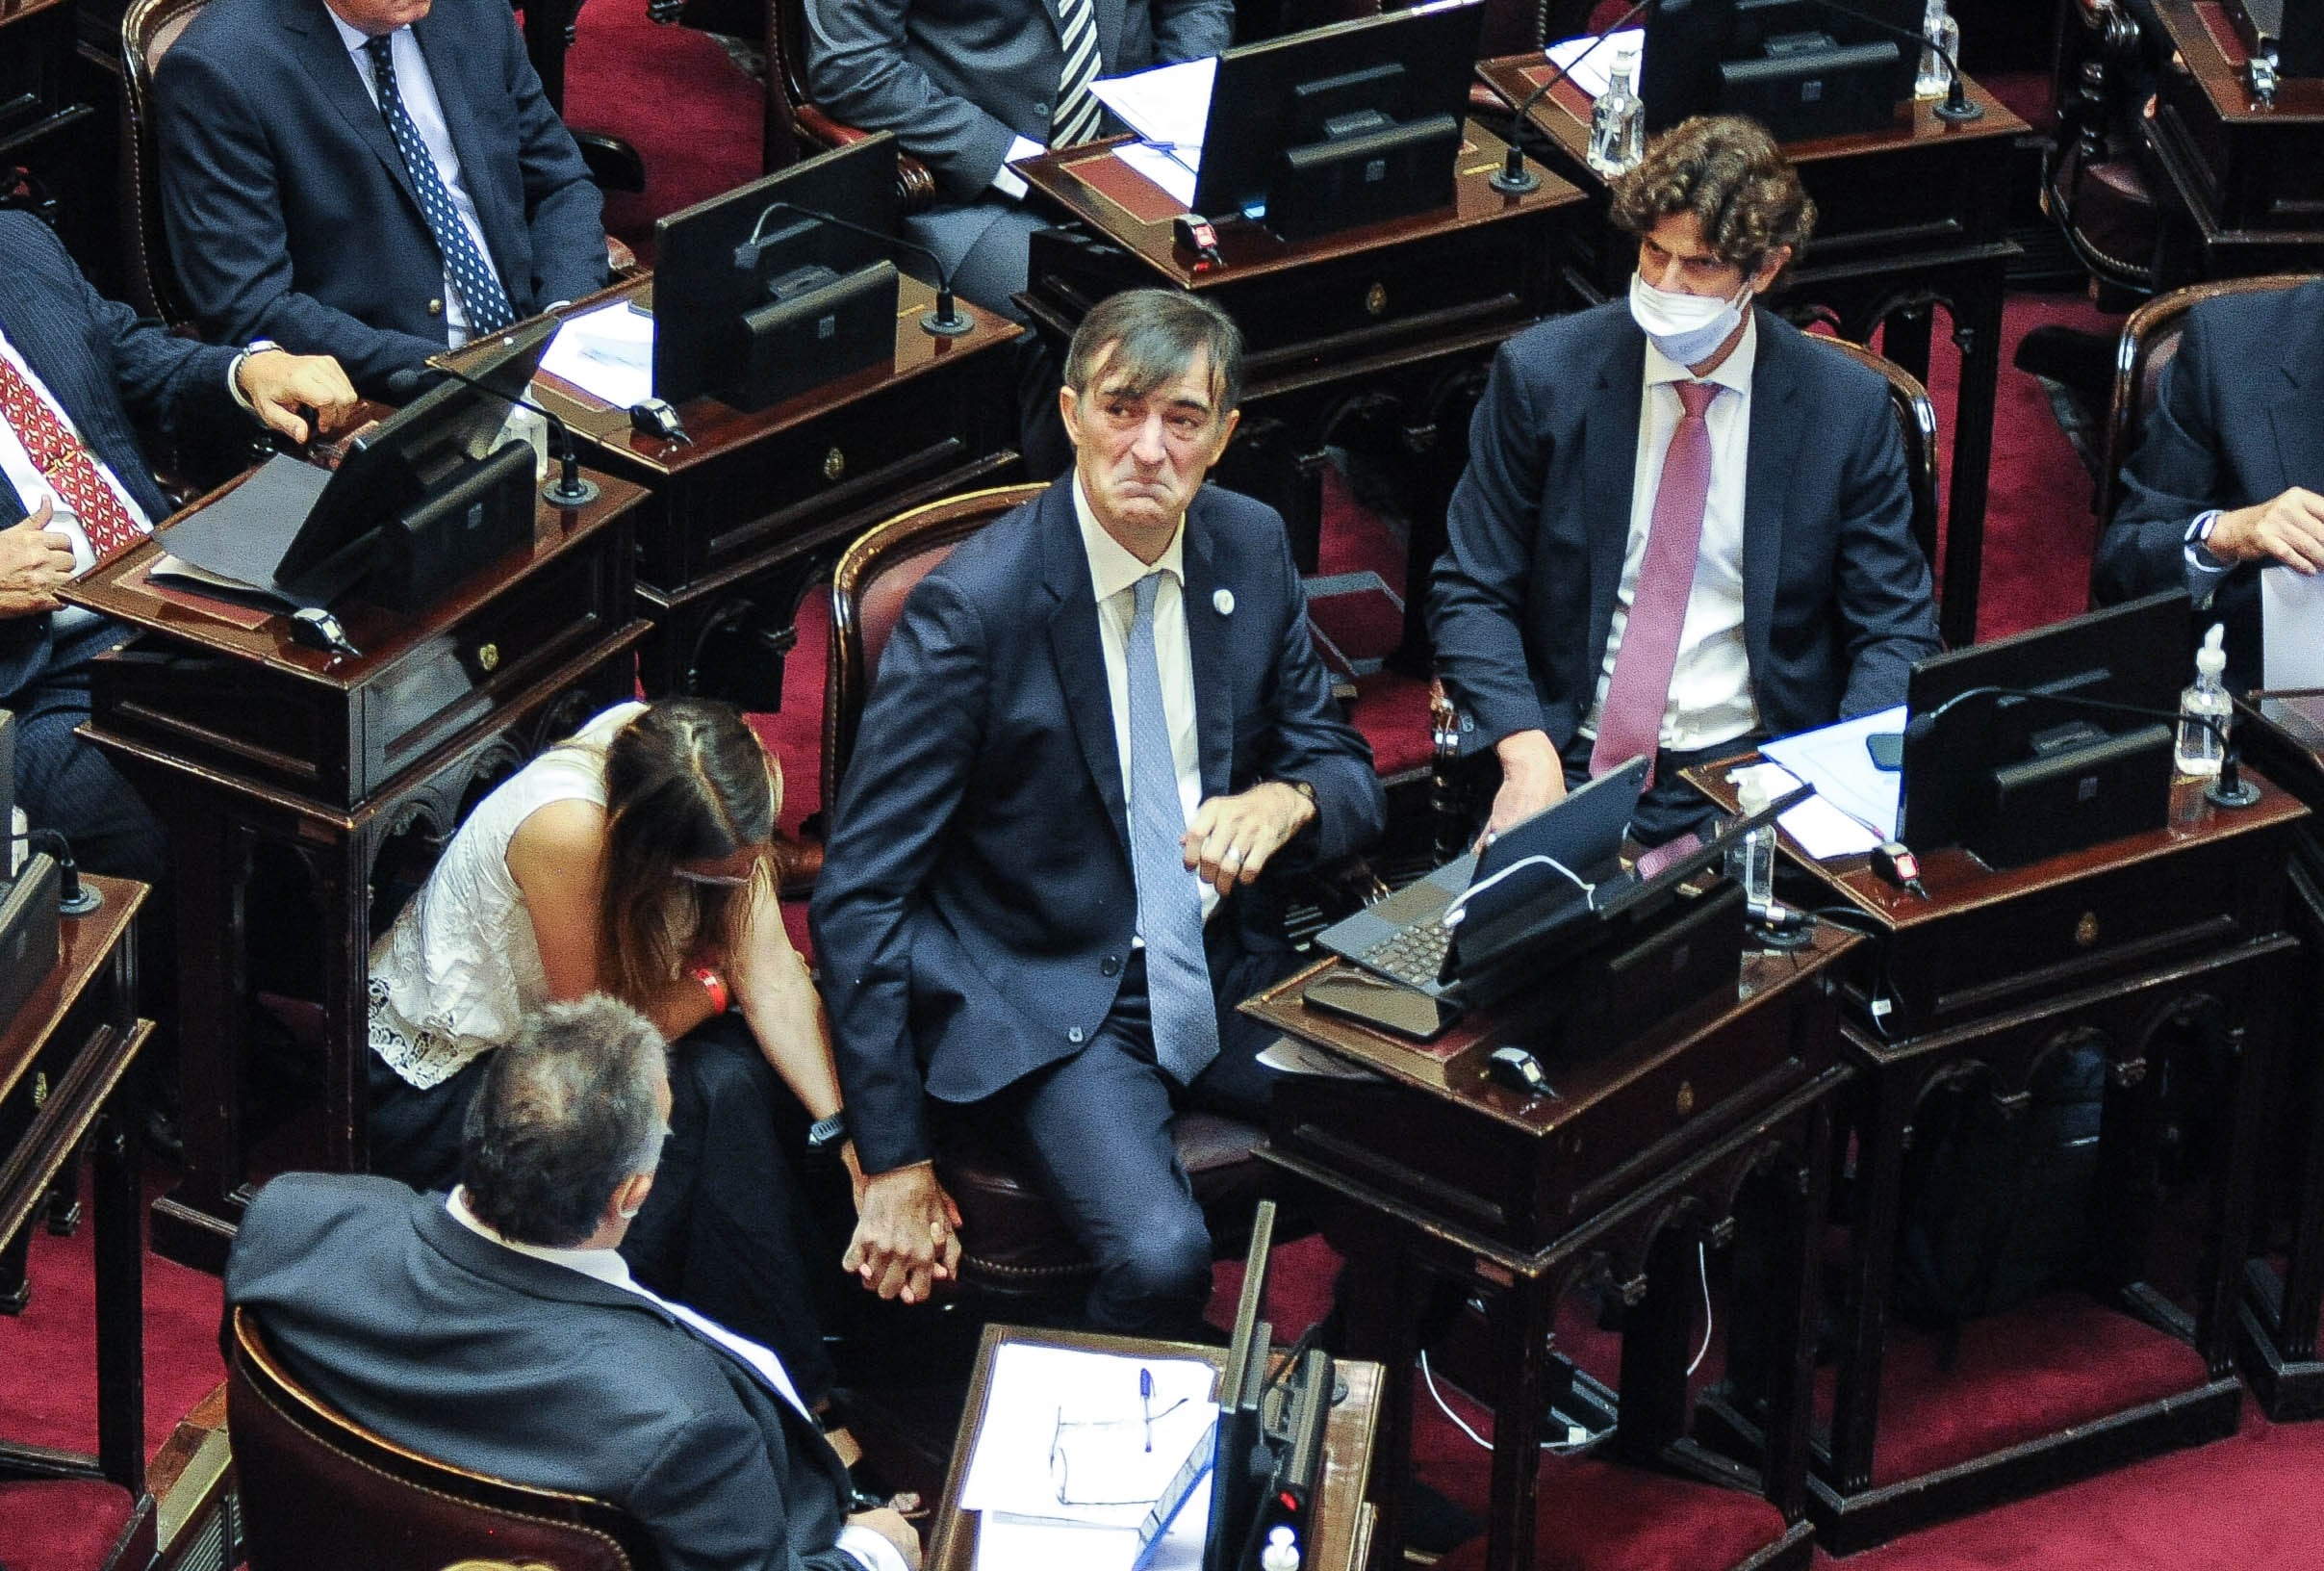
[805,1110,850,1155]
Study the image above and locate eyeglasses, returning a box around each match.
[1047,1378,1191,1508]
[674,865,755,888]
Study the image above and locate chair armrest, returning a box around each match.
[793,107,940,212]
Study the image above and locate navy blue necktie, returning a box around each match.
[1127,573,1219,1085]
[365,35,514,336]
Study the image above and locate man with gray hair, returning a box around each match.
[227,995,920,1571]
[815,289,1384,1338]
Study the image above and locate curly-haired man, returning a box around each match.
[1428,116,1939,844]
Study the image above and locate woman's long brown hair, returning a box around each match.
[596,700,779,1008]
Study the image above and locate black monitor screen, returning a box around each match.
[652,134,903,407]
[1190,0,1483,234]
[1640,0,1921,133]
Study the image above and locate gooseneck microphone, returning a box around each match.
[385,362,600,508]
[1910,684,2260,810]
[1802,0,1985,121]
[741,200,975,338]
[1491,0,1665,195]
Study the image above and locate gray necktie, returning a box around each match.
[1051,0,1104,148]
[1127,573,1219,1085]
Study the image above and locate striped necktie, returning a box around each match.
[365,35,515,336]
[1051,0,1105,149]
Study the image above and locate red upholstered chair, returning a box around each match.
[825,483,1280,1298]
[226,1307,662,1571]
[2091,273,2316,536]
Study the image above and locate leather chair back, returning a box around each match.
[1813,334,1943,627]
[121,0,213,327]
[2095,272,2314,528]
[761,0,937,202]
[226,1308,661,1571]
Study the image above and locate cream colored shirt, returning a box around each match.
[1073,476,1217,923]
[1582,314,1761,754]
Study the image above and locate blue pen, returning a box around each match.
[1140,1367,1155,1452]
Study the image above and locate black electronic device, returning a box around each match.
[1899,590,2190,868]
[2230,0,2324,74]
[1206,1201,1277,1571]
[0,851,61,1030]
[1638,0,1922,135]
[366,439,539,614]
[652,135,906,410]
[1487,1044,1553,1096]
[1189,0,1484,241]
[1866,731,1903,771]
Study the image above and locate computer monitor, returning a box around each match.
[273,317,557,605]
[1639,0,1921,139]
[1190,0,1484,241]
[652,135,903,410]
[1898,589,2190,867]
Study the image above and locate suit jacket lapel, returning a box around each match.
[289,0,422,214]
[1179,500,1235,800]
[1740,310,1801,682]
[1585,325,1646,670]
[2271,294,2324,497]
[1042,484,1133,859]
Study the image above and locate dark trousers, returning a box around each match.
[367,1012,840,1404]
[991,945,1290,1339]
[1558,732,1767,848]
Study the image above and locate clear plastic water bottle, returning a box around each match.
[2176,622,2232,777]
[1587,46,1647,176]
[1727,774,1777,912]
[1916,0,1960,100]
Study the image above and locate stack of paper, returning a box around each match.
[539,299,656,410]
[1091,58,1217,207]
[1543,29,1645,102]
[1743,705,1909,860]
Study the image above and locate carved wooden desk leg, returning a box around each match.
[1939,275,2007,651]
[93,1101,146,1496]
[1830,1065,1911,1494]
[1483,1279,1555,1571]
[310,833,372,1175]
[1327,1220,1424,1571]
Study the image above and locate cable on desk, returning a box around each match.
[1687,1242,1713,1377]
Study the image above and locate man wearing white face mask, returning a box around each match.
[1428,116,1938,845]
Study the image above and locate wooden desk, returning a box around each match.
[0,875,155,1571]
[1686,762,2306,1549]
[0,0,100,243]
[1014,126,1584,662]
[64,472,651,1272]
[2231,688,2324,1418]
[1479,58,2027,651]
[926,1324,1384,1571]
[2143,0,2324,280]
[483,272,1023,705]
[1250,924,1859,1571]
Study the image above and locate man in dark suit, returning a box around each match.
[228,994,921,1571]
[153,0,607,397]
[0,210,354,887]
[804,0,1231,315]
[2092,277,2324,692]
[812,290,1383,1335]
[1429,116,1937,846]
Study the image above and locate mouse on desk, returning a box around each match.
[287,605,361,658]
[1486,1044,1553,1099]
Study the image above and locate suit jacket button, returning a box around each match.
[427,297,445,317]
[1067,1026,1086,1044]
[1102,955,1121,976]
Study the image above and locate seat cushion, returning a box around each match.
[0,1480,147,1571]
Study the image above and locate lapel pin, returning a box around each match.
[1213,587,1235,616]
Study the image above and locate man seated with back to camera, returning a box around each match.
[812,289,1385,1339]
[1427,116,1939,847]
[2091,274,2324,692]
[228,994,921,1571]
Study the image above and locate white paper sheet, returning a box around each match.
[1543,28,1644,102]
[975,1480,1211,1571]
[2260,566,2324,691]
[1091,58,1217,156]
[1114,142,1201,207]
[1724,761,1884,861]
[1760,706,1905,844]
[961,1345,1218,1530]
[538,299,655,410]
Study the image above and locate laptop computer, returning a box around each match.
[1315,758,1648,1000]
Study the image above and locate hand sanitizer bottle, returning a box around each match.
[1587,46,1647,176]
[1916,0,1960,99]
[1728,774,1777,913]
[2175,623,2231,777]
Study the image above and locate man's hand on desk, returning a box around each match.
[1479,729,1569,850]
[842,1161,963,1304]
[1183,781,1316,897]
[849,1506,925,1571]
[237,350,359,445]
[0,502,74,617]
[2206,488,2324,573]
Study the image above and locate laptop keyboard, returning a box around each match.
[1359,917,1452,989]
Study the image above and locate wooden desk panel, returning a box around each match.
[1480,56,2027,650]
[927,1325,1382,1571]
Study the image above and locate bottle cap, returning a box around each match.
[1736,773,1774,815]
[2197,622,2226,678]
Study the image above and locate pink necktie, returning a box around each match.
[1591,380,1719,786]
[0,352,147,563]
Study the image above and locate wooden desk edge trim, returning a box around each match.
[0,1019,153,1249]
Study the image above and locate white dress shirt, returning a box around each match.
[1581,314,1761,754]
[993,135,1045,200]
[328,13,499,348]
[0,326,158,636]
[444,1190,907,1571]
[1073,476,1217,924]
